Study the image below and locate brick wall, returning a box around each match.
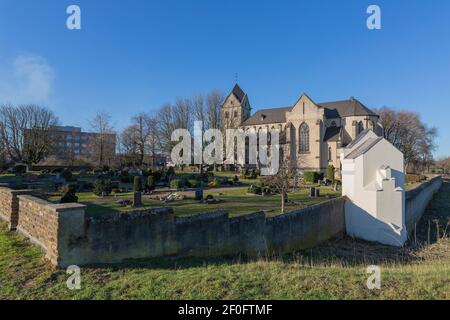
[16,195,86,266]
[0,188,33,230]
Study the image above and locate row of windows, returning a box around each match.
[224,111,239,119]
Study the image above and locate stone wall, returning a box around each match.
[50,198,344,267]
[1,177,441,267]
[405,176,443,234]
[16,195,86,266]
[0,187,33,230]
[1,186,346,267]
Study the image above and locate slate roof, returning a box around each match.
[241,107,292,126]
[236,93,378,127]
[323,126,341,142]
[319,98,378,118]
[231,84,246,103]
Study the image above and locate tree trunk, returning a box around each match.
[281,192,285,214]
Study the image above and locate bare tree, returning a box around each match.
[88,112,116,167]
[147,116,160,169]
[156,103,176,155]
[436,156,450,174]
[261,162,293,214]
[0,104,59,164]
[376,107,437,172]
[207,90,224,130]
[129,113,153,167]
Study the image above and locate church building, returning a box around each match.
[221,84,383,176]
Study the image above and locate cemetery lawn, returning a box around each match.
[0,181,449,300]
[48,186,341,218]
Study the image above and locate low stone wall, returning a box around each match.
[16,195,86,266]
[405,176,443,234]
[0,185,346,266]
[55,198,345,267]
[0,176,443,267]
[0,187,34,230]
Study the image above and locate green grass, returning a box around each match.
[49,186,341,218]
[0,182,449,299]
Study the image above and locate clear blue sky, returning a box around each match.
[0,0,449,157]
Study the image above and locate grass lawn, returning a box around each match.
[0,182,449,299]
[49,186,341,218]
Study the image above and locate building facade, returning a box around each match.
[24,125,116,166]
[221,84,383,175]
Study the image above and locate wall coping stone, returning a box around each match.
[175,210,228,224]
[17,194,86,212]
[405,176,442,200]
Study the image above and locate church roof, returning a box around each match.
[319,98,378,118]
[323,126,341,142]
[231,84,246,103]
[237,93,378,127]
[241,106,292,126]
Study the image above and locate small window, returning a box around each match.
[225,112,229,119]
[331,121,337,127]
[328,147,332,161]
[234,111,238,118]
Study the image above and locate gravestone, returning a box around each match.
[133,191,142,207]
[195,189,203,200]
[309,187,316,197]
[315,188,320,197]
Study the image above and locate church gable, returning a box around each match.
[287,94,324,121]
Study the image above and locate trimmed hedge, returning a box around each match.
[93,179,113,196]
[303,171,324,183]
[133,176,143,192]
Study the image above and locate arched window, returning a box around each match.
[299,122,310,153]
[357,121,364,135]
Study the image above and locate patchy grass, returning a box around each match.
[0,181,449,300]
[49,186,341,218]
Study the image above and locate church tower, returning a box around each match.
[221,84,251,130]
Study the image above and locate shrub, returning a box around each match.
[250,169,259,179]
[327,165,335,183]
[188,179,200,188]
[13,164,27,175]
[208,178,219,188]
[205,194,214,200]
[247,185,262,195]
[170,179,184,189]
[61,169,73,181]
[147,175,155,191]
[152,170,162,182]
[303,171,323,183]
[406,174,427,184]
[93,179,113,196]
[133,176,143,192]
[221,177,229,185]
[60,184,78,203]
[233,175,239,184]
[167,167,175,177]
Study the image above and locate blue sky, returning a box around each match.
[0,0,449,156]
